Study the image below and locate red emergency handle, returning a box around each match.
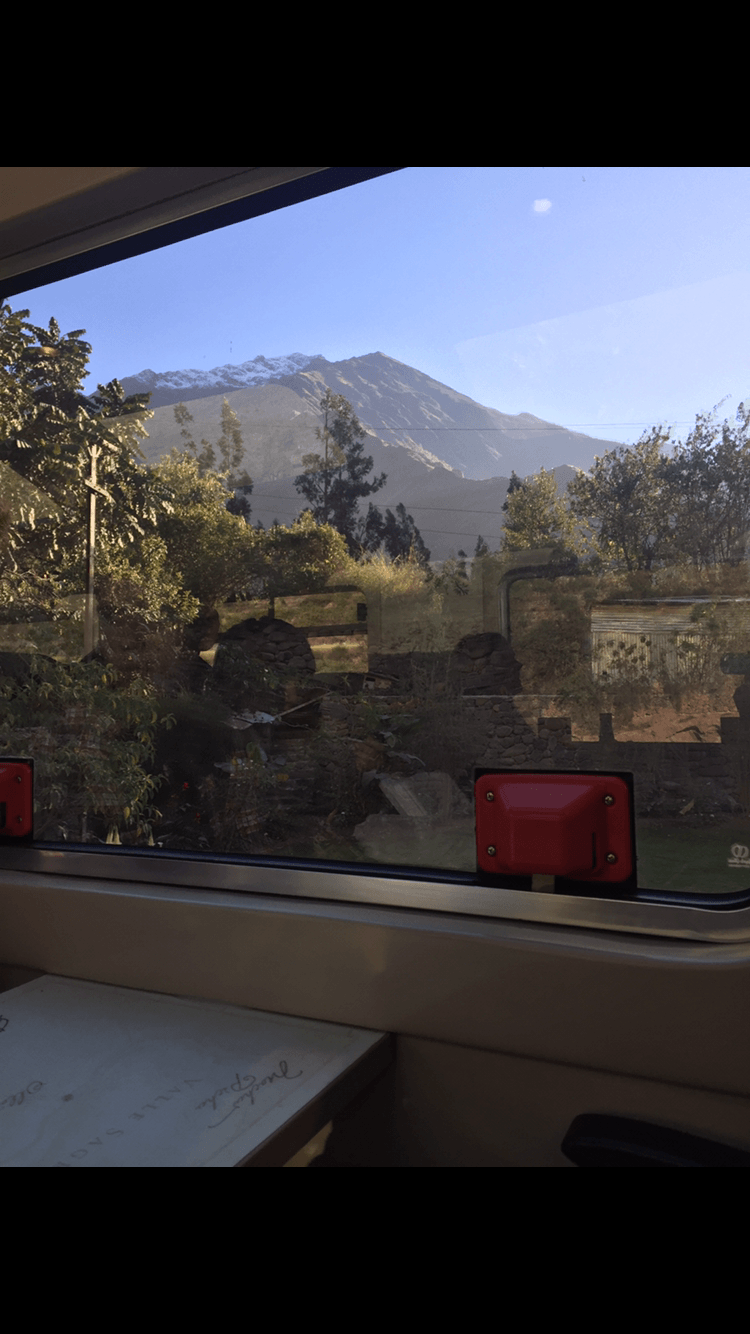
[0,760,33,837]
[475,772,633,882]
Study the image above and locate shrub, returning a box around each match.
[0,656,173,842]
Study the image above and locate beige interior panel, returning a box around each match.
[1,870,749,1099]
[0,167,331,282]
[372,1038,750,1166]
[0,168,142,224]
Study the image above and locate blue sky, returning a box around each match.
[11,166,750,450]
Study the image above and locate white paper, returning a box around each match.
[0,977,385,1167]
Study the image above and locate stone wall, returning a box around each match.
[211,616,316,713]
[369,632,523,695]
[463,697,748,818]
[217,616,316,676]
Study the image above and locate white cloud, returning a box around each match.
[533,198,552,213]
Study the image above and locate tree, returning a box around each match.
[225,491,253,521]
[358,501,431,565]
[216,398,250,487]
[251,512,347,617]
[431,549,471,596]
[658,402,750,568]
[294,390,386,553]
[0,303,165,599]
[173,398,253,512]
[0,654,172,842]
[95,534,198,632]
[173,401,196,453]
[565,406,750,573]
[566,430,671,570]
[153,452,258,609]
[502,467,580,554]
[1,307,153,518]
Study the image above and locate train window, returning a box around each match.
[3,167,750,912]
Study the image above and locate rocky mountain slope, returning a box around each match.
[119,351,617,559]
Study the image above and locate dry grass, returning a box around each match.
[219,590,362,633]
[311,636,368,673]
[339,551,429,599]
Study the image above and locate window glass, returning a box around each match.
[3,166,750,896]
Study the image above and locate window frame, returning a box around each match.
[2,165,750,945]
[0,168,404,294]
[1,841,749,942]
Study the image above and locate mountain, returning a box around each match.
[121,351,619,482]
[118,351,620,560]
[246,462,580,563]
[121,353,320,409]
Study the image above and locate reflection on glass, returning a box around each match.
[3,167,750,894]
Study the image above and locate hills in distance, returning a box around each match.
[121,351,621,561]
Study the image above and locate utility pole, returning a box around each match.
[83,444,113,658]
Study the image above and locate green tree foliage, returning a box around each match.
[502,467,580,554]
[95,535,198,631]
[216,398,245,479]
[0,304,33,441]
[173,398,253,512]
[0,655,172,842]
[294,390,386,553]
[657,401,750,568]
[566,430,672,570]
[253,512,347,616]
[0,302,164,592]
[153,455,342,615]
[153,452,258,609]
[174,402,197,453]
[431,550,471,596]
[567,406,750,572]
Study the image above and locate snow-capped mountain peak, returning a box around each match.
[123,352,320,399]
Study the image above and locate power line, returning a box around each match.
[249,506,506,540]
[358,422,693,431]
[248,494,545,519]
[246,492,511,536]
[256,522,503,542]
[250,512,506,538]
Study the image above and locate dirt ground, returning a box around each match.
[513,688,736,745]
[563,687,739,745]
[587,698,728,744]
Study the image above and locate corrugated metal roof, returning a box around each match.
[592,608,699,632]
[596,598,750,604]
[589,601,750,680]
